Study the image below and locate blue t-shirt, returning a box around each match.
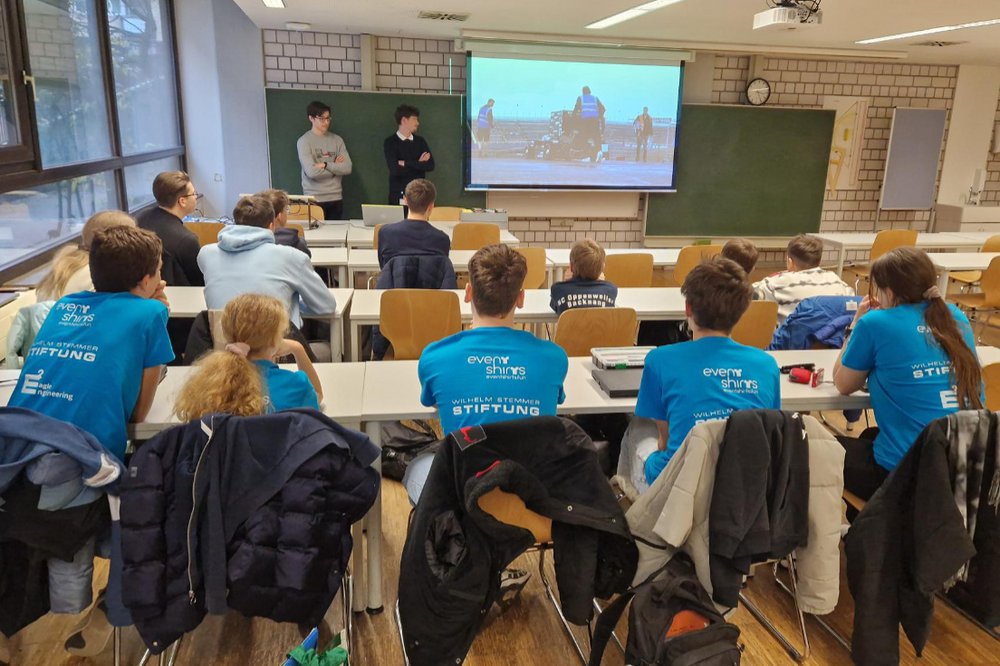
[549,277,618,315]
[254,360,320,412]
[841,302,980,471]
[9,292,174,460]
[636,336,781,485]
[418,326,569,435]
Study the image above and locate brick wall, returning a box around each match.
[24,12,75,80]
[263,30,361,89]
[374,36,465,94]
[983,90,1000,205]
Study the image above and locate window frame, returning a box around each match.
[0,0,186,283]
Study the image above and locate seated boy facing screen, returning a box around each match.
[377,178,450,269]
[637,257,781,485]
[721,238,760,277]
[753,234,853,322]
[258,188,311,257]
[549,238,618,315]
[8,226,175,461]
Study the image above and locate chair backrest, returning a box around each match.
[982,235,1000,253]
[553,307,638,357]
[731,300,779,349]
[373,223,382,252]
[673,244,723,286]
[379,289,461,360]
[477,487,553,543]
[984,363,1000,411]
[604,253,654,288]
[206,309,226,351]
[515,247,547,289]
[869,229,917,262]
[979,256,1000,307]
[286,223,305,238]
[428,206,465,222]
[287,202,323,222]
[186,222,225,247]
[451,222,500,251]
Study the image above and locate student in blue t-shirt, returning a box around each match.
[174,293,322,420]
[9,226,175,461]
[834,247,982,504]
[549,238,618,315]
[636,257,781,486]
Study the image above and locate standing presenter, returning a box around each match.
[296,101,352,220]
[384,104,435,206]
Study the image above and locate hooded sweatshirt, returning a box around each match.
[198,225,336,327]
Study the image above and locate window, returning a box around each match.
[24,0,113,167]
[107,0,180,155]
[0,0,184,280]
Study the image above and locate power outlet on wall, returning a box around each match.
[214,173,223,182]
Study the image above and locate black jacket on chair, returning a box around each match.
[845,415,996,666]
[709,410,810,607]
[397,416,638,666]
[120,410,379,653]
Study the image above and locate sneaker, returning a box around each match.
[497,568,531,612]
[64,595,113,657]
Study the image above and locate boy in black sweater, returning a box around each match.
[384,104,435,205]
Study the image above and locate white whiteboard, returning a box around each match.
[880,108,947,210]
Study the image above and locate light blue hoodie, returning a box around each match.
[197,225,336,327]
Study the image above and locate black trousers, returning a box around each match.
[317,200,343,221]
[837,427,890,519]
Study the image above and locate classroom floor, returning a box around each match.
[7,411,1000,666]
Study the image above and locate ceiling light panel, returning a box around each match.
[857,18,1000,44]
[586,0,686,30]
[262,0,285,8]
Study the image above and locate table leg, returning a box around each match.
[331,316,342,362]
[937,269,950,296]
[351,324,362,362]
[351,520,366,613]
[338,266,348,290]
[836,246,846,276]
[363,421,384,614]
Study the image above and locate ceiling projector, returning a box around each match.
[753,1,823,30]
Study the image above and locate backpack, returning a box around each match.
[589,552,741,666]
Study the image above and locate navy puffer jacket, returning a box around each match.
[120,410,379,653]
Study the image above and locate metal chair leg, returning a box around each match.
[113,627,122,666]
[164,638,180,666]
[394,600,411,666]
[772,558,853,653]
[592,598,625,654]
[343,566,354,658]
[738,557,811,662]
[137,649,152,666]
[538,548,588,664]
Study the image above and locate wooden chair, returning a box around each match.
[950,234,1000,290]
[379,290,461,360]
[373,223,382,252]
[950,256,1000,341]
[286,223,305,238]
[553,307,638,357]
[985,363,1000,411]
[287,202,323,223]
[186,222,225,247]
[672,245,723,286]
[451,222,500,251]
[731,301,779,349]
[428,206,466,222]
[516,247,547,289]
[852,229,917,292]
[603,253,654,288]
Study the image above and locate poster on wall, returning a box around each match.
[824,96,869,190]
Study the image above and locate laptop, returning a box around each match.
[361,204,404,227]
[592,368,643,398]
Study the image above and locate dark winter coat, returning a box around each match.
[120,410,379,654]
[397,416,637,666]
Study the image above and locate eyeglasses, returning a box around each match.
[313,115,331,121]
[180,191,204,200]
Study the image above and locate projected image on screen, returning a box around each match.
[466,55,682,191]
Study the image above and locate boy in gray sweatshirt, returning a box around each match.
[296,100,352,220]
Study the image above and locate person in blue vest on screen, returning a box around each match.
[475,98,494,156]
[573,86,606,162]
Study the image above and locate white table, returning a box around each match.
[347,288,687,360]
[809,232,987,276]
[163,287,354,362]
[310,247,349,287]
[346,249,482,287]
[926,252,1000,293]
[545,248,681,285]
[951,231,1000,244]
[343,221,520,249]
[302,223,349,248]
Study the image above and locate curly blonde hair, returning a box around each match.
[174,294,289,421]
[37,211,136,301]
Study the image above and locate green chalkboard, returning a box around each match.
[265,89,485,219]
[646,104,835,237]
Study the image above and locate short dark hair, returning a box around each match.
[395,104,420,125]
[89,226,162,293]
[307,101,330,118]
[152,171,192,208]
[258,189,290,218]
[404,179,436,214]
[468,244,527,317]
[682,257,753,333]
[721,238,759,275]
[787,234,824,269]
[233,195,276,229]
